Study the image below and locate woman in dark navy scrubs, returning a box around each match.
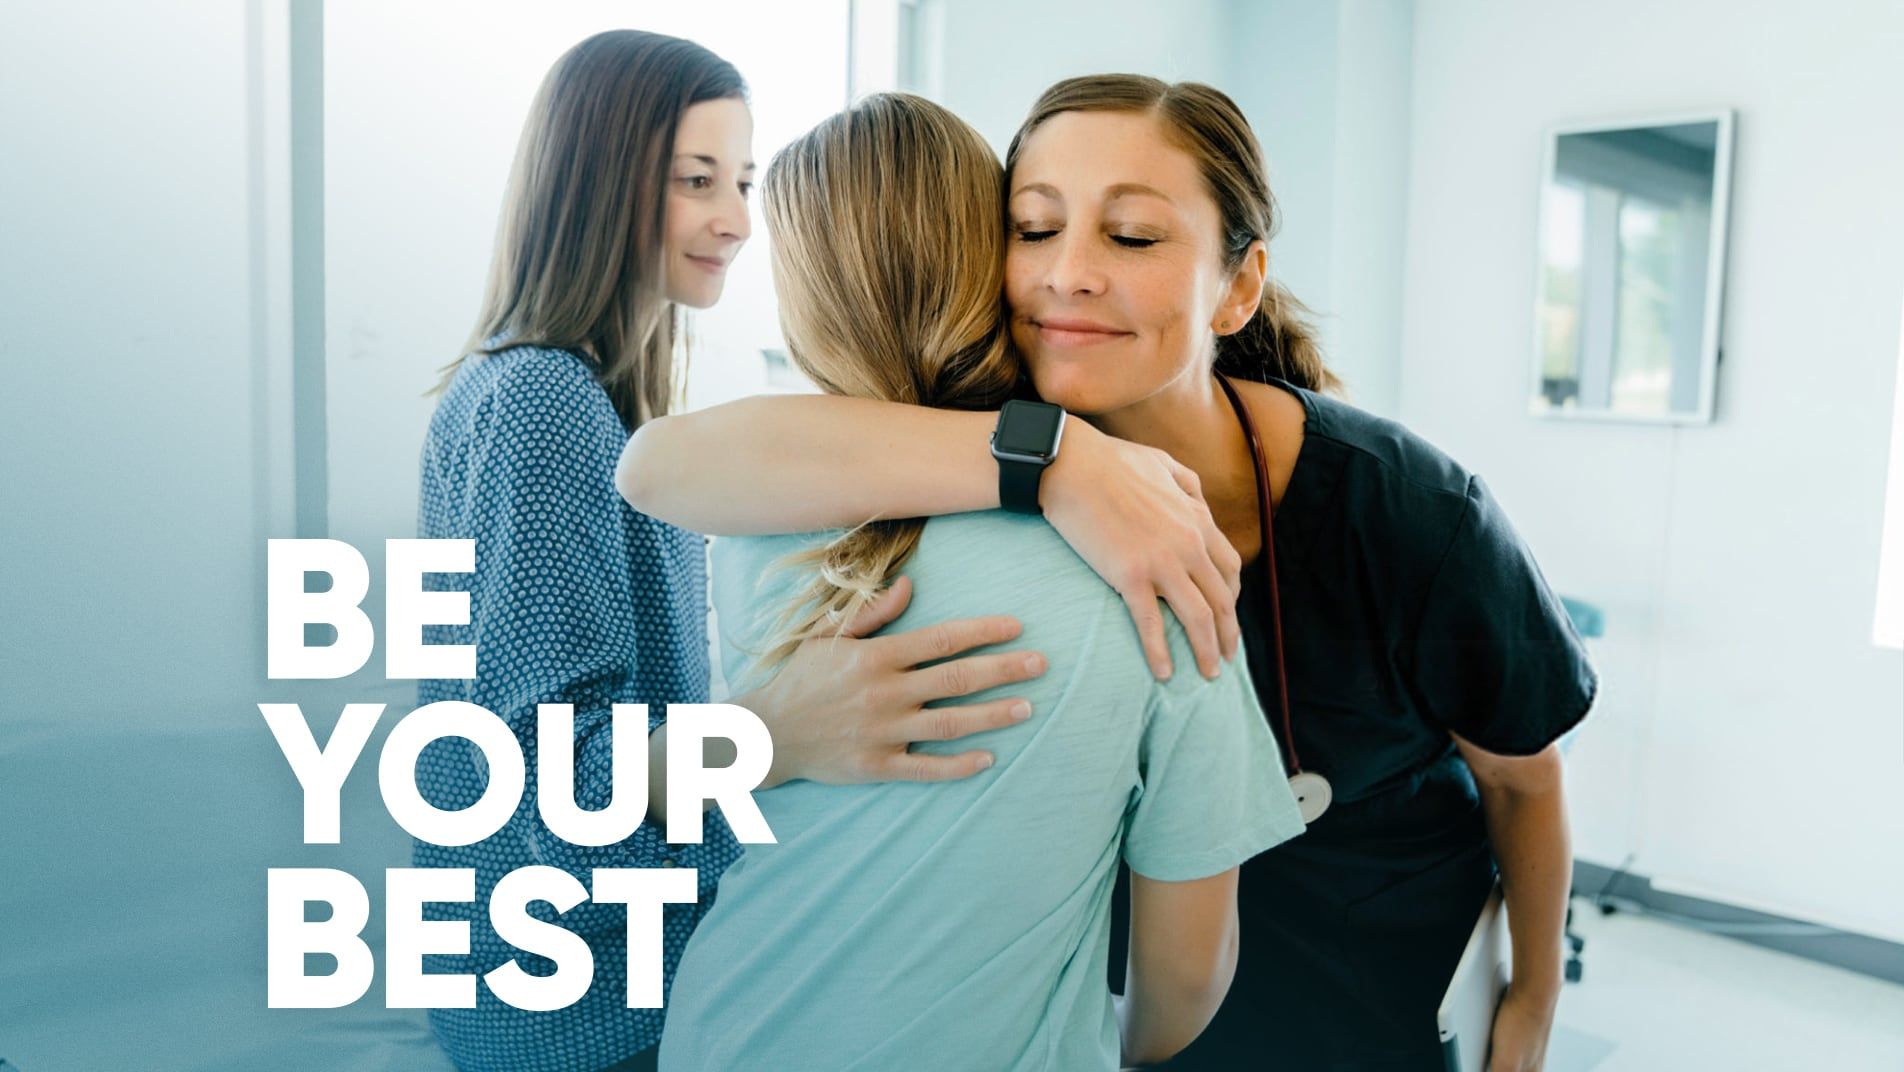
[1007,77,1596,1071]
[620,76,1594,1070]
[1132,375,1596,1069]
[998,78,1594,1070]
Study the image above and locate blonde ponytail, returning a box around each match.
[755,94,1020,666]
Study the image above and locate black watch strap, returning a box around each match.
[999,457,1045,515]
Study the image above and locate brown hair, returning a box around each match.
[434,30,746,429]
[758,92,1020,662]
[1005,74,1341,395]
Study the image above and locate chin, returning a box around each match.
[1027,362,1141,417]
[668,276,725,310]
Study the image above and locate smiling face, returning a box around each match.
[663,97,755,309]
[1005,109,1263,417]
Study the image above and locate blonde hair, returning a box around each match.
[432,30,746,429]
[1007,74,1340,395]
[758,93,1020,663]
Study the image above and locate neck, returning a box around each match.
[1094,366,1257,522]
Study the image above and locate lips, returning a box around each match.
[1032,316,1132,346]
[686,254,728,273]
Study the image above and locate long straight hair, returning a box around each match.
[435,30,746,428]
[1006,75,1341,395]
[757,93,1020,664]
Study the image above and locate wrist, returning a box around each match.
[1038,414,1097,513]
[991,400,1068,514]
[1506,972,1563,1012]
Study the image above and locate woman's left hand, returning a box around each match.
[1486,981,1558,1072]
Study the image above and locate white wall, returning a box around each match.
[931,0,1229,154]
[1224,0,1341,375]
[0,0,282,729]
[1225,0,1414,417]
[1399,0,1904,941]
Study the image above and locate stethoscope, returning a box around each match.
[1216,372,1333,825]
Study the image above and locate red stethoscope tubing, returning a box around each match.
[1215,372,1304,777]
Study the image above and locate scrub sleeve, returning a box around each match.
[1409,475,1598,754]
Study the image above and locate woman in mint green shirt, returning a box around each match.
[655,94,1304,1071]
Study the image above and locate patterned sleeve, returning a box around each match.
[455,364,688,871]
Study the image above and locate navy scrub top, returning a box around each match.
[1237,378,1597,810]
[1146,377,1598,1069]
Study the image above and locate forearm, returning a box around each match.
[1478,776,1571,1005]
[616,394,1000,534]
[1119,932,1237,1066]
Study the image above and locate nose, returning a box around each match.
[713,186,751,245]
[1044,228,1106,297]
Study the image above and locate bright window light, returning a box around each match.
[1875,298,1904,649]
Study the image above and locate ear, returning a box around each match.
[1212,240,1269,336]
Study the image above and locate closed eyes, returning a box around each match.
[1012,226,1158,249]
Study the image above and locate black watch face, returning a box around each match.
[995,401,1062,459]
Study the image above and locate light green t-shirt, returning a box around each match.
[658,511,1306,1071]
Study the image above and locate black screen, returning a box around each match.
[996,402,1062,457]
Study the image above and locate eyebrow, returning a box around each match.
[677,153,757,172]
[1009,181,1174,205]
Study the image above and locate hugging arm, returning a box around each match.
[618,394,1243,679]
[618,394,999,534]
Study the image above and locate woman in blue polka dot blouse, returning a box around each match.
[412,31,1054,1072]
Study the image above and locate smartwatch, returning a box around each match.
[990,399,1066,515]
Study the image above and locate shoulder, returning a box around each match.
[1265,380,1507,599]
[455,344,613,425]
[1278,380,1485,545]
[715,514,1092,615]
[914,510,1077,566]
[914,514,1227,700]
[435,345,621,465]
[908,512,1123,614]
[1293,384,1472,501]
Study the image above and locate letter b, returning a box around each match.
[268,539,374,679]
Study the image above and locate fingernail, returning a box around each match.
[1154,662,1173,681]
[1011,701,1032,721]
[1024,653,1046,674]
[977,753,995,770]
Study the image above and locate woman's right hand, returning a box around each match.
[1040,417,1242,681]
[738,575,1047,786]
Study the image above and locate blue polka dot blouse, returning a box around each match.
[412,344,740,1072]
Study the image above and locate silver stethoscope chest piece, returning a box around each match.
[1288,770,1333,825]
